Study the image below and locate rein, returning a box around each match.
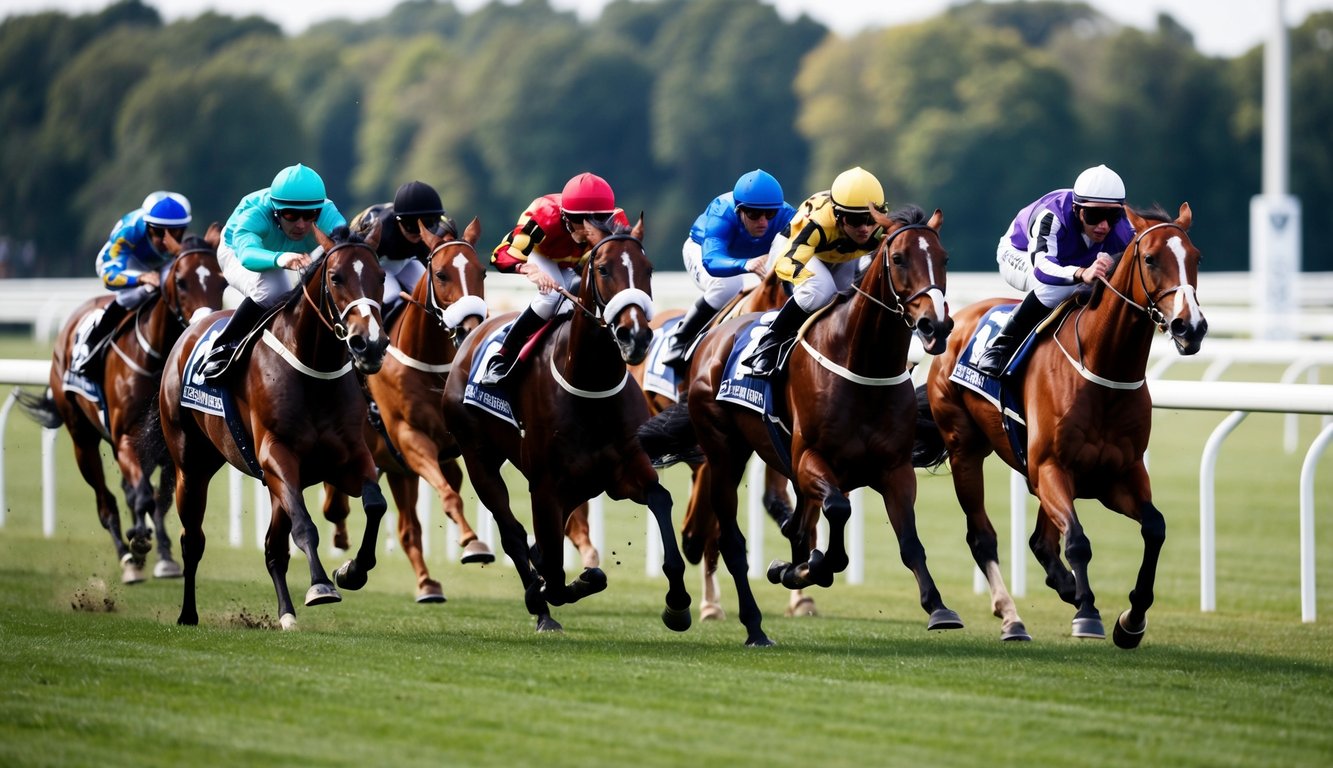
[561,233,653,325]
[300,241,383,340]
[852,222,942,326]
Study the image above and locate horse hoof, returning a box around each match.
[279,613,298,631]
[681,534,705,565]
[1071,616,1106,639]
[416,583,447,604]
[766,560,790,585]
[661,604,692,633]
[1112,609,1146,649]
[536,616,564,634]
[120,555,145,585]
[745,634,776,648]
[153,559,183,579]
[927,608,964,631]
[1001,621,1033,641]
[459,539,496,565]
[577,567,608,595]
[305,582,342,607]
[785,596,817,618]
[581,547,601,570]
[700,603,726,621]
[335,560,367,591]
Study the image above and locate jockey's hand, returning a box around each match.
[745,255,769,278]
[522,262,558,294]
[1079,254,1113,284]
[277,252,312,271]
[138,271,161,288]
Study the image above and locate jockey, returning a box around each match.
[479,171,629,387]
[74,191,192,376]
[352,180,453,310]
[659,169,796,370]
[199,163,347,382]
[743,166,886,378]
[976,164,1135,378]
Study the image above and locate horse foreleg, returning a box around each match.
[875,463,962,631]
[700,542,725,621]
[790,451,847,588]
[949,448,1028,640]
[115,434,155,562]
[680,463,713,565]
[762,465,793,529]
[174,470,210,626]
[641,481,691,632]
[440,459,496,565]
[464,455,554,630]
[565,503,600,569]
[384,472,442,602]
[1103,479,1164,650]
[260,451,337,618]
[700,458,771,646]
[334,478,388,592]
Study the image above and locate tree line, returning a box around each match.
[1,0,1329,278]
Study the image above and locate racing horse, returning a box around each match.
[916,203,1206,647]
[442,216,692,634]
[630,267,811,621]
[647,204,956,646]
[17,228,226,583]
[158,226,389,629]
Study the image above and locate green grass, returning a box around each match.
[1,335,1331,767]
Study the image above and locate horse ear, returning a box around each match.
[869,206,891,229]
[364,218,382,251]
[205,222,222,249]
[313,224,335,252]
[632,213,645,241]
[1125,206,1147,234]
[418,218,441,250]
[463,216,482,246]
[928,208,943,231]
[1176,202,1192,230]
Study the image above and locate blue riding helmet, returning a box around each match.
[141,191,192,227]
[270,164,327,210]
[732,169,784,210]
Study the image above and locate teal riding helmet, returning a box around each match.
[270,164,327,210]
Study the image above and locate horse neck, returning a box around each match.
[1064,261,1157,379]
[131,296,177,364]
[836,266,913,375]
[276,279,347,370]
[393,280,456,364]
[557,304,625,391]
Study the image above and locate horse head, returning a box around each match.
[1120,203,1207,355]
[580,216,654,365]
[418,216,488,346]
[161,223,227,327]
[868,205,952,355]
[312,226,390,374]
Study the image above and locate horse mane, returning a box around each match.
[278,226,369,311]
[886,204,929,227]
[178,233,209,251]
[1128,203,1172,224]
[587,215,632,238]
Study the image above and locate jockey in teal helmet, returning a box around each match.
[200,163,347,381]
[659,169,796,370]
[74,191,193,376]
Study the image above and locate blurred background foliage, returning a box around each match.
[1,0,1330,276]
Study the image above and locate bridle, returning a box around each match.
[396,237,488,347]
[1096,221,1190,332]
[852,222,944,326]
[301,241,382,340]
[562,233,654,327]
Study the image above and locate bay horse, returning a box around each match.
[442,217,692,634]
[630,268,811,622]
[17,228,226,583]
[916,203,1206,647]
[158,226,389,629]
[646,205,955,646]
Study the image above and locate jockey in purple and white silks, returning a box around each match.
[978,164,1136,378]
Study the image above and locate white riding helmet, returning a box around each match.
[1072,165,1125,206]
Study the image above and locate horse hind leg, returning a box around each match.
[320,483,352,551]
[150,464,182,578]
[565,502,599,569]
[439,457,496,565]
[951,448,1028,640]
[67,428,136,582]
[384,472,445,603]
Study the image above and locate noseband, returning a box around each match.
[854,222,944,326]
[1098,221,1190,332]
[568,233,654,326]
[304,241,382,340]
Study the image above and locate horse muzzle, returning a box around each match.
[1170,315,1208,356]
[915,314,953,356]
[348,333,389,374]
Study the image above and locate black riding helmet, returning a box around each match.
[393,180,446,217]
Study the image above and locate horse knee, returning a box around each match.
[823,495,850,526]
[1139,504,1166,545]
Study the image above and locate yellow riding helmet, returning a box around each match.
[830,167,884,214]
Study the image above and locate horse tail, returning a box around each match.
[12,387,62,429]
[135,400,173,474]
[636,401,702,468]
[911,383,949,470]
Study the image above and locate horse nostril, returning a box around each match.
[916,317,934,337]
[1170,317,1188,337]
[348,335,367,354]
[614,326,633,344]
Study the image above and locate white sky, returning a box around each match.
[3,0,1332,58]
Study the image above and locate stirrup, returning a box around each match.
[200,345,235,382]
[478,359,511,387]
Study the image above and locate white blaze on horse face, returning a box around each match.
[451,253,474,295]
[619,251,642,291]
[193,264,212,292]
[1166,235,1203,327]
[917,235,948,322]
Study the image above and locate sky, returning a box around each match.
[3,0,1333,59]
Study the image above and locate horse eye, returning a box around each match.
[330,273,345,286]
[434,270,448,281]
[597,265,610,277]
[892,252,906,267]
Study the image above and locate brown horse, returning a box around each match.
[17,228,226,583]
[158,226,389,629]
[442,217,692,634]
[630,269,811,621]
[645,205,955,646]
[917,203,1206,647]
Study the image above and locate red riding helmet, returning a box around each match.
[560,172,616,214]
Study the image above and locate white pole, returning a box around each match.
[0,391,16,527]
[644,495,662,577]
[1298,422,1333,623]
[415,478,433,559]
[848,488,864,585]
[746,457,765,577]
[1200,411,1248,612]
[1009,470,1027,597]
[42,427,57,537]
[228,468,243,547]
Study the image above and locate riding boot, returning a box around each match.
[975,291,1050,379]
[743,298,813,379]
[200,297,265,382]
[660,296,719,369]
[479,307,547,387]
[72,301,129,376]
